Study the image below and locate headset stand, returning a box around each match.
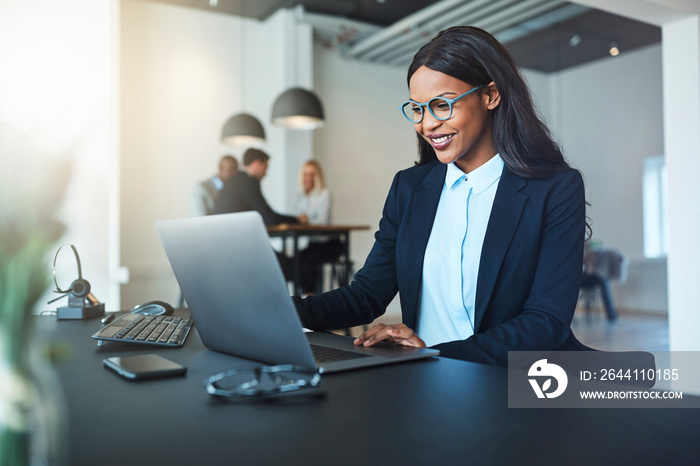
[56,293,105,320]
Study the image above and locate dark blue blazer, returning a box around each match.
[293,160,587,365]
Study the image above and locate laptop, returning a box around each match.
[155,212,438,373]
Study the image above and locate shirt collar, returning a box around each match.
[212,175,224,190]
[445,162,467,188]
[446,154,504,195]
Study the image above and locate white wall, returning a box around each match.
[662,15,700,349]
[521,69,558,131]
[556,45,664,257]
[526,46,665,260]
[0,0,118,312]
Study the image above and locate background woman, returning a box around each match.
[293,26,588,366]
[296,160,342,294]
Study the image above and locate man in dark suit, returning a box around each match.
[215,148,306,225]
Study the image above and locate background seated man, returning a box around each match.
[190,154,238,216]
[215,148,306,225]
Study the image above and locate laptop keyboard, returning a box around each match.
[310,344,371,364]
[92,313,193,347]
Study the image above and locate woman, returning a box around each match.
[292,26,588,366]
[296,160,342,294]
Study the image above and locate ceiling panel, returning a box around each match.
[505,9,662,72]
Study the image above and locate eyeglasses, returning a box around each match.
[205,364,322,400]
[399,85,484,123]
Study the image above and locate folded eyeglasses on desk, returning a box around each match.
[92,313,193,347]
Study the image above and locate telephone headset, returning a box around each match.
[49,244,105,319]
[48,244,99,306]
[48,244,174,320]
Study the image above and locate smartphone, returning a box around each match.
[103,354,186,380]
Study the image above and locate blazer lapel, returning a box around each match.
[403,162,445,329]
[474,168,527,332]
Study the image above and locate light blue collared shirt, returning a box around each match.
[417,154,504,347]
[212,175,224,191]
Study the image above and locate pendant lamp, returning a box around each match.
[271,87,325,130]
[271,7,325,130]
[221,113,265,147]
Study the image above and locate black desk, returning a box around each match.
[41,315,699,466]
[267,224,369,294]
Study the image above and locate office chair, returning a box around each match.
[314,258,353,294]
[579,248,628,321]
[314,258,368,337]
[579,272,617,321]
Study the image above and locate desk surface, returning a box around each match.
[40,315,699,466]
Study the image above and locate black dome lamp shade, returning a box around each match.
[271,87,324,130]
[221,113,266,146]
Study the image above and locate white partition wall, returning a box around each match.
[662,16,700,351]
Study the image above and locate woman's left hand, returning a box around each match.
[354,323,427,348]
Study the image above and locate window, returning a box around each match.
[643,155,668,258]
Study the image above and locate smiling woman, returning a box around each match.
[407,26,571,179]
[292,26,591,366]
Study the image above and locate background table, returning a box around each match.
[267,224,370,294]
[39,314,700,466]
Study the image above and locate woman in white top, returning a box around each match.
[296,160,342,294]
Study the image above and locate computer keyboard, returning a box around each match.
[92,313,193,347]
[310,344,371,363]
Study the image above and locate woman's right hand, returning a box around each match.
[354,323,427,349]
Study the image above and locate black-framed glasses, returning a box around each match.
[399,85,484,123]
[205,364,322,400]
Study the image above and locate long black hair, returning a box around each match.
[408,26,569,178]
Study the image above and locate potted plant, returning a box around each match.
[1,122,71,466]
